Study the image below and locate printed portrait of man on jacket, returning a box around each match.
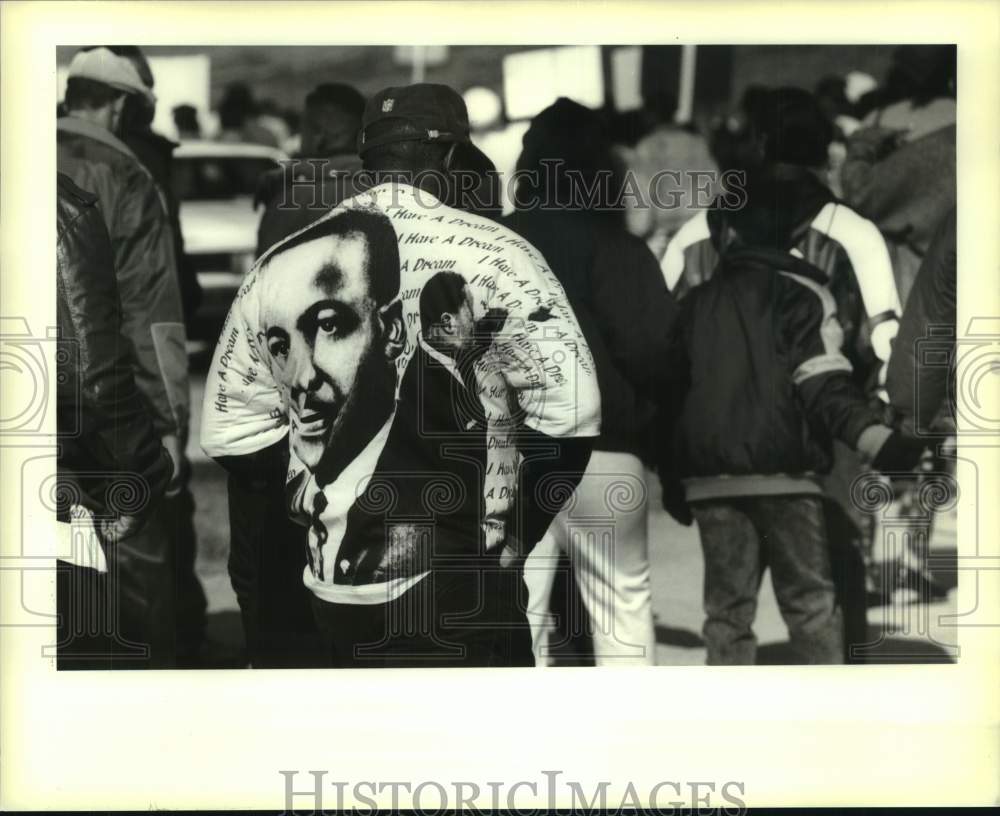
[202,182,601,668]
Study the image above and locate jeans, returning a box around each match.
[523,451,655,666]
[310,563,534,668]
[691,495,844,665]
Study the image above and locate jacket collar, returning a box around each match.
[417,333,466,387]
[57,116,139,163]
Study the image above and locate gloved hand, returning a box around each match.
[869,430,928,474]
[100,512,148,543]
[472,307,510,351]
[660,474,693,527]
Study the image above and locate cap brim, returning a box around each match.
[449,141,494,175]
[117,83,156,106]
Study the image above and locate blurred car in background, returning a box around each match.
[173,141,286,351]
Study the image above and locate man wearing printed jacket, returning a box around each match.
[57,48,190,666]
[202,84,600,667]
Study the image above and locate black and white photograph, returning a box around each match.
[51,39,961,670]
[2,0,998,811]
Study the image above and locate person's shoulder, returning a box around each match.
[67,132,152,193]
[57,151,121,210]
[340,183,394,213]
[592,219,657,261]
[59,129,120,169]
[605,221,654,253]
[122,129,177,175]
[93,133,141,173]
[254,165,288,209]
[811,200,883,247]
[672,208,713,247]
[487,215,552,268]
[432,202,531,261]
[117,154,164,212]
[637,125,713,158]
[134,128,178,155]
[399,344,440,390]
[635,125,674,155]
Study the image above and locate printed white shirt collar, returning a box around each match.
[302,413,395,578]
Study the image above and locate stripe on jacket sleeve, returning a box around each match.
[661,209,710,292]
[779,270,854,385]
[810,202,901,361]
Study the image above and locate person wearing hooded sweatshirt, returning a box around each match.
[659,88,916,663]
[505,98,679,666]
[662,88,902,389]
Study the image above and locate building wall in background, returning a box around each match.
[730,44,893,103]
[55,43,897,209]
[57,44,896,126]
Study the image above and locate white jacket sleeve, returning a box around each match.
[200,268,289,458]
[486,247,601,440]
[819,203,902,364]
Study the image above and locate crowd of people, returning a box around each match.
[55,44,957,669]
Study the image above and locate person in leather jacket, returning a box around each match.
[58,47,203,666]
[55,172,174,668]
[104,43,210,667]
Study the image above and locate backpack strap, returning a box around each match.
[706,207,737,255]
[786,207,822,251]
[722,245,829,287]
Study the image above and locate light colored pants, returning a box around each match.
[523,450,655,666]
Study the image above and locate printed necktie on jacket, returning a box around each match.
[310,490,329,582]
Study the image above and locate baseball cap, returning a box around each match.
[67,47,156,105]
[358,83,474,156]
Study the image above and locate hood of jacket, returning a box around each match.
[712,163,835,250]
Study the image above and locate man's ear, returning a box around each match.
[379,300,405,361]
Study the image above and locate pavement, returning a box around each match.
[187,368,959,667]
